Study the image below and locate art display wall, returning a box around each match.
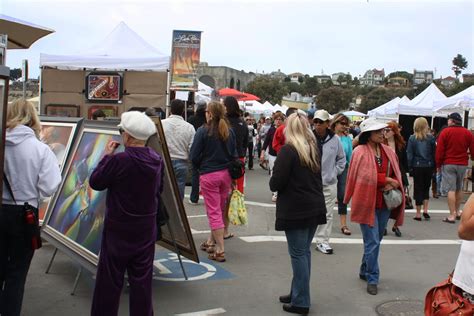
[41,118,198,270]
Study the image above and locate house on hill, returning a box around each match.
[361,68,385,86]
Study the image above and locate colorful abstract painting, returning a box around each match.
[38,121,79,223]
[46,129,122,256]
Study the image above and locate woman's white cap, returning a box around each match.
[118,111,156,140]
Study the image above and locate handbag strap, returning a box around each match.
[386,160,391,177]
[3,172,17,205]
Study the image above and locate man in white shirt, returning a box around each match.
[162,99,196,199]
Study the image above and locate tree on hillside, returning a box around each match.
[337,75,345,86]
[316,87,354,113]
[246,76,288,104]
[283,81,303,95]
[10,68,22,81]
[352,77,360,86]
[303,76,320,96]
[452,54,468,79]
[445,81,474,97]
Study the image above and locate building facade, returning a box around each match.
[413,69,434,85]
[196,62,257,91]
[361,68,385,86]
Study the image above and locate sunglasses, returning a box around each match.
[383,128,393,133]
[338,121,349,126]
[314,119,326,124]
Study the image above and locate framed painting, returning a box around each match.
[85,72,123,103]
[38,117,83,224]
[147,117,199,263]
[45,104,80,117]
[42,121,123,267]
[87,105,118,120]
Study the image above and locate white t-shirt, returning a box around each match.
[453,240,474,294]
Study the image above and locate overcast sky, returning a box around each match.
[2,0,473,79]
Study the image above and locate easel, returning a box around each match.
[44,219,188,296]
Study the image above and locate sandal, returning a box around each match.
[442,217,456,224]
[224,233,234,240]
[341,226,351,236]
[200,241,215,252]
[208,251,226,262]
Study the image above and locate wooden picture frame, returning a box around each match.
[45,104,80,117]
[147,117,199,263]
[42,121,123,270]
[38,116,83,224]
[85,72,123,103]
[87,105,119,120]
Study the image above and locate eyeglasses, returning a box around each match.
[338,121,349,126]
[119,127,125,135]
[314,119,325,124]
[383,128,393,133]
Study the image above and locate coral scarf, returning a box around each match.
[344,143,405,227]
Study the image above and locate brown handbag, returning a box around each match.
[424,273,474,315]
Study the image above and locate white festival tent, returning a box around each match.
[272,104,284,113]
[367,97,400,117]
[433,86,474,114]
[397,83,446,116]
[195,81,213,103]
[40,22,169,71]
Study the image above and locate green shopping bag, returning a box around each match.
[228,189,248,225]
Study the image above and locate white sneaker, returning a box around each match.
[188,199,198,205]
[316,242,333,254]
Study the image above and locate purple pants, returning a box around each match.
[200,169,232,230]
[91,218,156,316]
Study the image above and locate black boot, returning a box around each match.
[282,304,309,315]
[279,294,291,303]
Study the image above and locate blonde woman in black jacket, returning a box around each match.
[270,113,327,315]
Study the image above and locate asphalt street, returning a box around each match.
[23,165,469,316]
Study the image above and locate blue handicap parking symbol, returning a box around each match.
[153,251,234,282]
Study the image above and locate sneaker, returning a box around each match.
[315,242,333,254]
[187,199,198,205]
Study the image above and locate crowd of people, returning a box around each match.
[1,97,473,316]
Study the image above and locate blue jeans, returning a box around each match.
[359,208,390,285]
[337,166,348,215]
[285,226,317,308]
[190,165,200,203]
[172,160,188,200]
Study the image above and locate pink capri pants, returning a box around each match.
[200,169,232,230]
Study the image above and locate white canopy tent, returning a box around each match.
[272,104,284,113]
[433,86,474,114]
[40,22,169,71]
[397,83,446,116]
[368,97,400,117]
[38,22,170,117]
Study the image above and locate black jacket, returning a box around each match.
[270,144,327,231]
[227,116,248,158]
[188,111,206,131]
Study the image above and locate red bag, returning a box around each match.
[425,274,474,315]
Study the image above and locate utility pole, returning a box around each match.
[22,59,28,99]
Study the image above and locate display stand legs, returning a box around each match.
[165,221,188,280]
[45,247,58,274]
[71,267,82,296]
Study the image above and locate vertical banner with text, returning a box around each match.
[170,30,202,91]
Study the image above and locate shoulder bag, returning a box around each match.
[3,173,42,250]
[425,273,474,315]
[221,140,245,180]
[383,161,403,210]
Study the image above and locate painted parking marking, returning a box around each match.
[239,236,462,245]
[174,308,226,315]
[153,251,234,282]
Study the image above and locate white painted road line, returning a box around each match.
[174,308,226,315]
[191,228,211,234]
[184,194,452,213]
[187,215,207,218]
[239,236,462,245]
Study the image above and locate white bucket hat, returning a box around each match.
[118,111,157,140]
[359,118,387,135]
